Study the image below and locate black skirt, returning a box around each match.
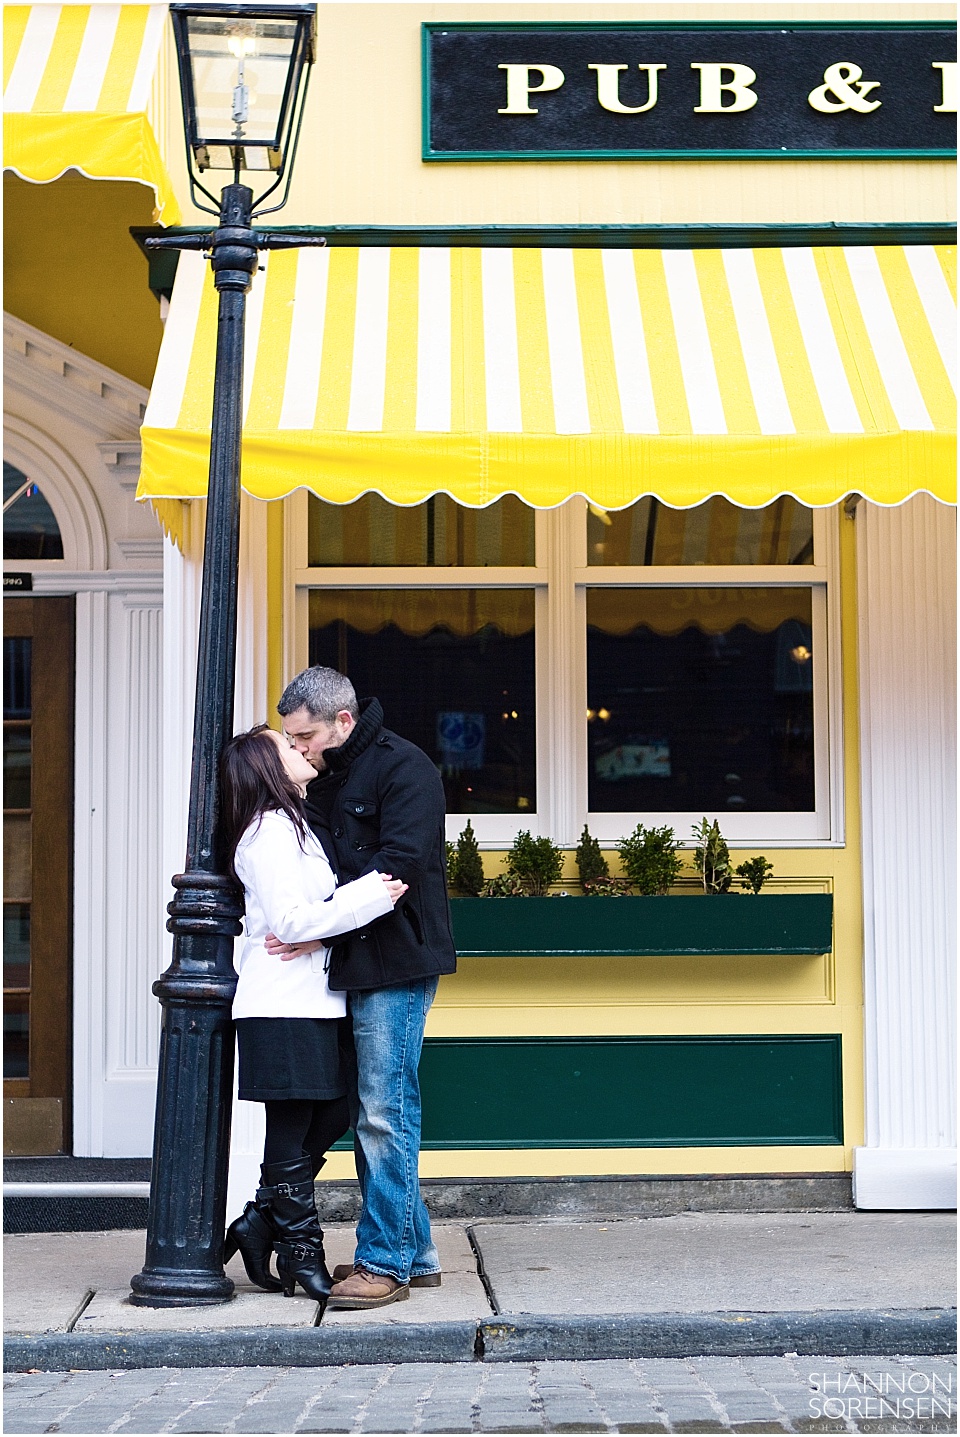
[235,1017,347,1102]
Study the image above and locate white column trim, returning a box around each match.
[855,495,957,1209]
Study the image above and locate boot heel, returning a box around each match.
[223,1231,239,1262]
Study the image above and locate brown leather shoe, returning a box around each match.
[326,1267,410,1309]
[331,1263,441,1288]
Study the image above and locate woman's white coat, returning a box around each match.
[232,809,393,1019]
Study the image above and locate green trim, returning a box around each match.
[450,894,833,958]
[421,21,956,163]
[130,223,958,298]
[367,1034,843,1148]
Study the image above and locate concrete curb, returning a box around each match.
[4,1309,955,1371]
[2,1321,480,1372]
[479,1309,959,1361]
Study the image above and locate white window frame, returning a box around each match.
[290,491,843,849]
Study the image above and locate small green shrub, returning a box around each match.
[505,830,564,897]
[692,818,732,894]
[575,825,609,891]
[445,841,458,891]
[617,824,683,896]
[453,819,485,897]
[480,872,526,898]
[735,856,774,894]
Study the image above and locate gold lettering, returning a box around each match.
[691,62,757,113]
[588,63,666,114]
[808,62,880,113]
[933,61,957,113]
[497,63,565,115]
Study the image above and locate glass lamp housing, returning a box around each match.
[170,3,315,174]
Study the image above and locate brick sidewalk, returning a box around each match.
[4,1355,957,1434]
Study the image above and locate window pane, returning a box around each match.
[588,496,813,566]
[308,589,536,813]
[4,462,64,561]
[4,813,32,900]
[4,993,29,1079]
[3,903,30,991]
[4,637,32,719]
[587,588,814,814]
[4,726,31,809]
[308,494,535,567]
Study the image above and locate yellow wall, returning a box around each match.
[162,2,956,230]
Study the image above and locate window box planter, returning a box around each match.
[450,894,833,957]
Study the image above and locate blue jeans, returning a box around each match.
[345,978,440,1283]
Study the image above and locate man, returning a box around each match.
[275,666,457,1310]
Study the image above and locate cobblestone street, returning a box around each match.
[4,1355,955,1435]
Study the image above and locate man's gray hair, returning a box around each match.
[277,666,359,723]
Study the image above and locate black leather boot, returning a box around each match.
[258,1156,334,1301]
[223,1167,282,1292]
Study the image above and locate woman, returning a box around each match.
[220,723,406,1301]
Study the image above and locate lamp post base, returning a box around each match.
[129,1270,235,1308]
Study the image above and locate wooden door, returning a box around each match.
[3,596,74,1154]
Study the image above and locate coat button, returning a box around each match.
[378,736,388,745]
[359,932,367,941]
[334,827,343,837]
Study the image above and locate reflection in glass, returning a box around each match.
[587,588,814,814]
[3,904,30,991]
[308,589,536,813]
[308,494,535,567]
[4,726,31,809]
[588,496,813,566]
[3,993,29,1079]
[4,462,64,561]
[4,636,32,718]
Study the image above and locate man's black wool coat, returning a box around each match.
[303,698,458,992]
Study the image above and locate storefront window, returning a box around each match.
[298,494,834,843]
[586,587,815,815]
[308,588,536,814]
[3,462,63,562]
[308,493,535,567]
[587,495,813,567]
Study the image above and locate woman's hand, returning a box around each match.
[381,873,408,905]
[264,934,315,962]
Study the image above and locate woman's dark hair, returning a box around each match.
[220,724,308,878]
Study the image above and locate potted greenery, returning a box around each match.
[447,820,832,957]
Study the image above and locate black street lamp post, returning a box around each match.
[131,2,322,1307]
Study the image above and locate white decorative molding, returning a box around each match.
[853,1148,957,1211]
[30,571,162,596]
[73,581,165,1157]
[4,312,148,438]
[855,495,957,1209]
[97,441,142,492]
[3,418,109,571]
[116,539,165,565]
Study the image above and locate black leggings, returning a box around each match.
[263,1097,351,1176]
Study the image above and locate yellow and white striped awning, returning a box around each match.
[139,243,956,511]
[4,4,180,224]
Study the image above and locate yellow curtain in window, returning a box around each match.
[309,588,535,639]
[585,586,812,637]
